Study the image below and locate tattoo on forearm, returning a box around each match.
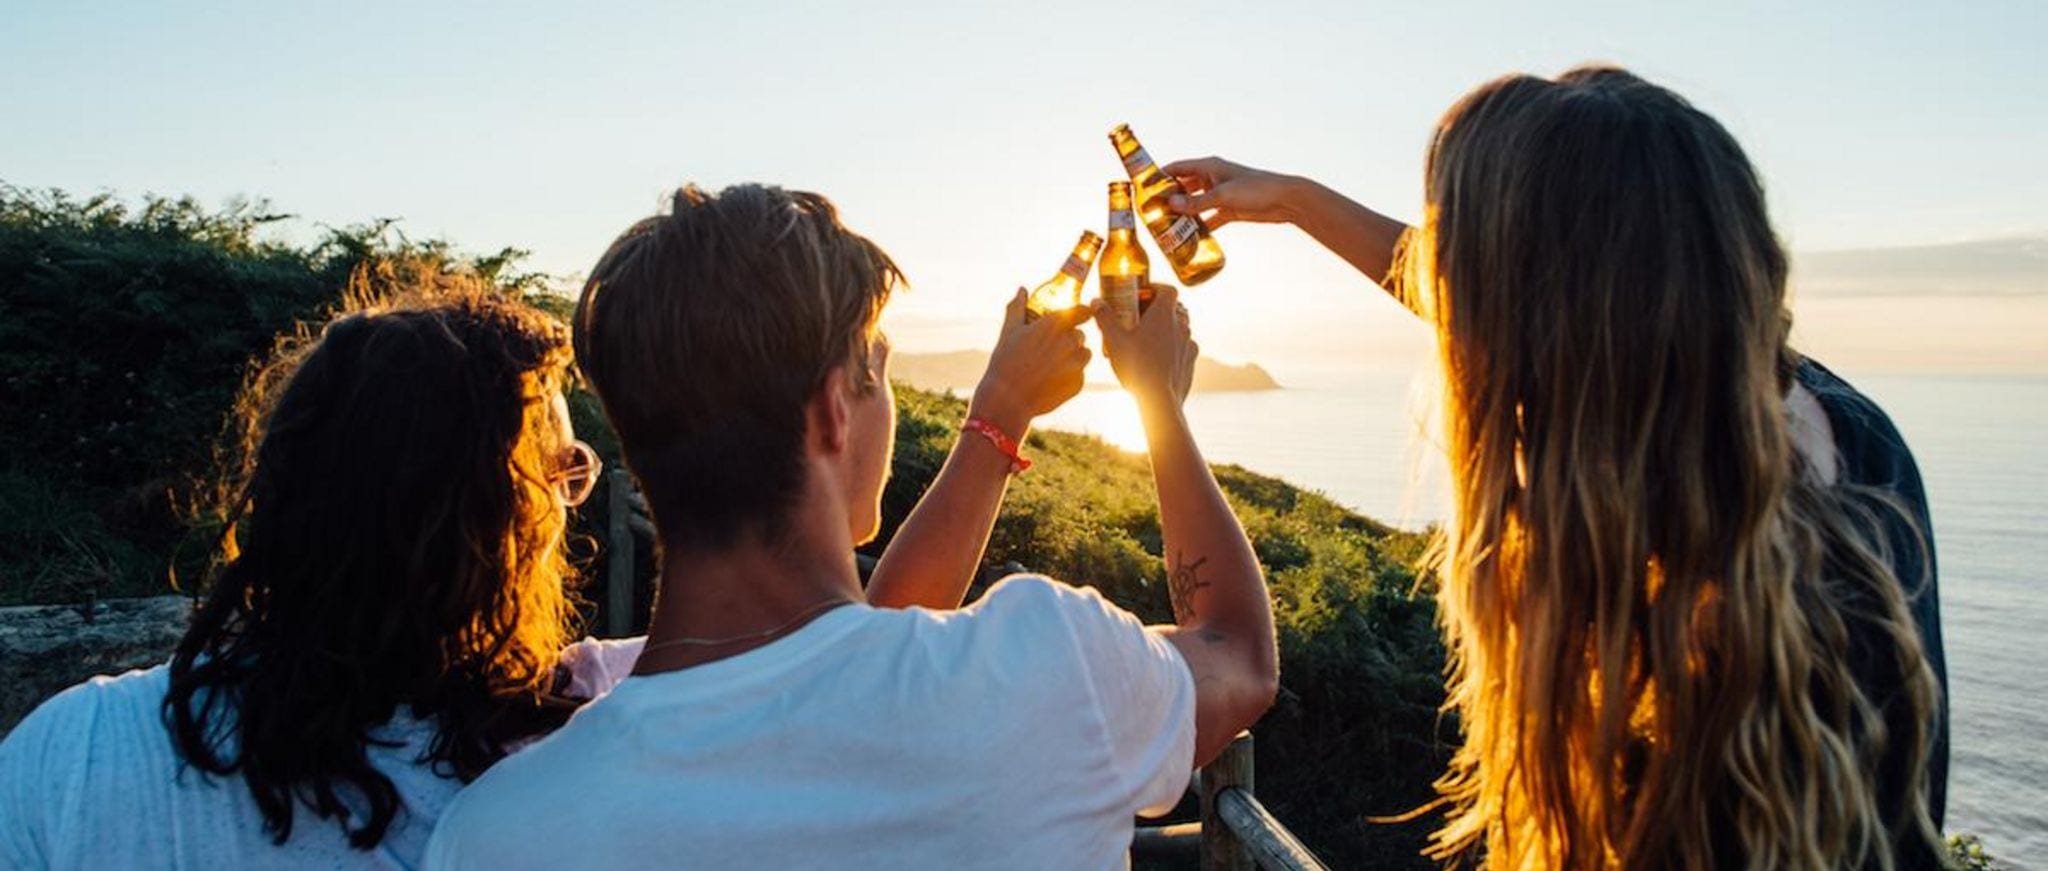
[1168,550,1211,624]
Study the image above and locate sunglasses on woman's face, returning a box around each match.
[551,440,603,507]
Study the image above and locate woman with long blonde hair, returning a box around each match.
[1163,66,1948,868]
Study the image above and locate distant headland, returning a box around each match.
[891,350,1282,394]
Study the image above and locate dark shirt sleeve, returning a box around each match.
[1795,359,1950,836]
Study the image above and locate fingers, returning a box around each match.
[1146,284,1182,320]
[1161,156,1231,188]
[1089,299,1120,337]
[1056,357,1089,405]
[1045,302,1095,330]
[1005,287,1029,327]
[1167,190,1236,231]
[1168,189,1221,215]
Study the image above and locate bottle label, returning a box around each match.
[1109,209,1136,231]
[1158,215,1201,252]
[1059,254,1090,281]
[1121,146,1155,176]
[1100,275,1142,326]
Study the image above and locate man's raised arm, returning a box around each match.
[865,292,1092,610]
[1098,285,1278,767]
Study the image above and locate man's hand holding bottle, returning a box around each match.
[970,289,1095,437]
[1097,283,1196,419]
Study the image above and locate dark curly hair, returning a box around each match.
[163,286,585,848]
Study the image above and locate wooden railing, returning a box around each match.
[1133,732,1329,870]
[600,473,1327,869]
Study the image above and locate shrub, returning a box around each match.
[0,184,556,604]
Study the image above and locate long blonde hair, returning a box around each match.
[1404,67,1941,869]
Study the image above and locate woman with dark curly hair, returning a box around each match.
[0,288,639,869]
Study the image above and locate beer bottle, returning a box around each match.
[1025,230,1104,320]
[1109,123,1224,286]
[1099,182,1149,330]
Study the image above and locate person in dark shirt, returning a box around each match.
[1797,356,1950,828]
[1152,66,1948,869]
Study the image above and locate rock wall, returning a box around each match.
[0,596,189,737]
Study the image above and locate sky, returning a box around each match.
[4,0,2044,377]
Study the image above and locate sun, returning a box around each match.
[1036,388,1150,454]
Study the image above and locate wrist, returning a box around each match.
[1276,174,1321,226]
[1134,392,1189,432]
[968,382,1033,438]
[961,417,1032,474]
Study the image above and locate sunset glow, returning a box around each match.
[3,1,2043,862]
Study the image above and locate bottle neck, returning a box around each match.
[1060,236,1102,280]
[1055,253,1089,282]
[1119,142,1156,178]
[1107,205,1137,238]
[1112,127,1158,179]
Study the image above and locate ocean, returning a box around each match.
[1035,369,2048,864]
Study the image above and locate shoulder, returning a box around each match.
[3,663,170,756]
[929,575,1181,701]
[0,665,173,860]
[973,579,1195,812]
[963,574,1152,645]
[1794,359,1901,444]
[964,574,1185,686]
[422,751,511,867]
[1794,358,1922,488]
[424,708,594,870]
[970,573,1132,619]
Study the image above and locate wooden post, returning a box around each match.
[605,468,633,637]
[1201,730,1255,871]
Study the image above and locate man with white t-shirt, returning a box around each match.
[424,184,1279,870]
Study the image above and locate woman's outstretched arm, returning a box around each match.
[1162,157,1413,305]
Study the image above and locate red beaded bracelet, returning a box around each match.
[962,418,1032,474]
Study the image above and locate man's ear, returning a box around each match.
[806,364,855,455]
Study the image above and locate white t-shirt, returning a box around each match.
[424,575,1197,871]
[0,636,644,871]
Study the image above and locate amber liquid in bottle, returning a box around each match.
[1025,230,1104,320]
[1110,123,1224,286]
[1099,182,1149,330]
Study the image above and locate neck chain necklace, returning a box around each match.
[639,597,856,654]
